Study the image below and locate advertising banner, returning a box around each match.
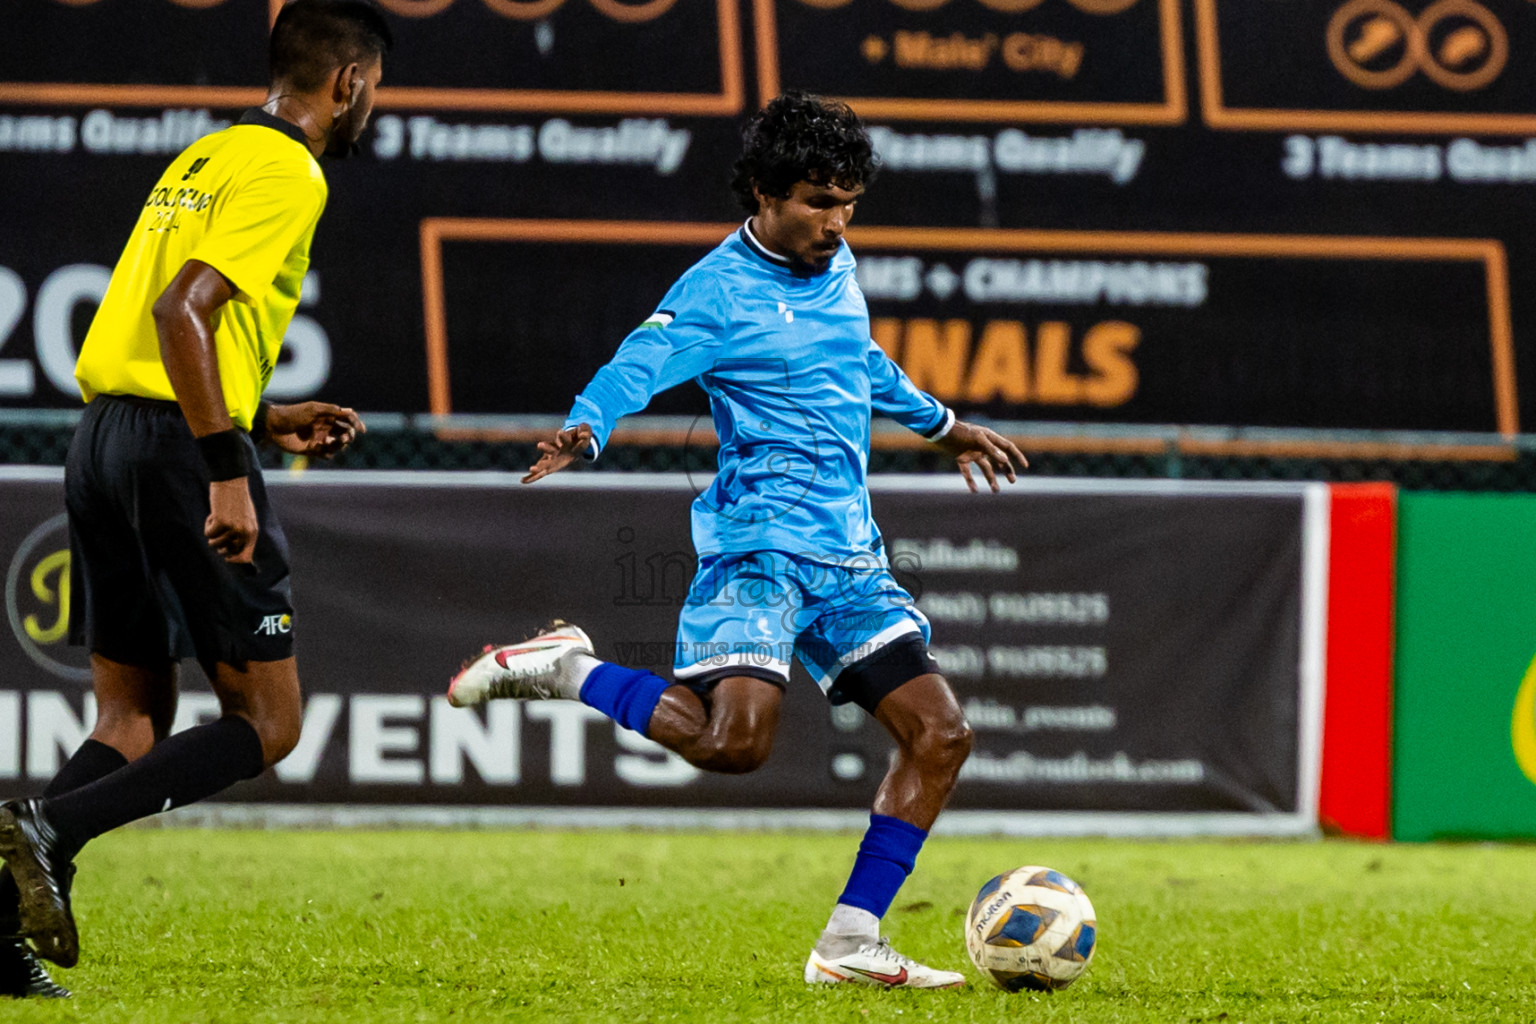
[424,218,1515,432]
[1394,492,1536,840]
[1,468,1325,834]
[0,0,745,114]
[1196,0,1536,135]
[752,0,1186,125]
[2,1,1536,437]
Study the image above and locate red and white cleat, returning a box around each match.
[447,621,594,707]
[804,937,965,989]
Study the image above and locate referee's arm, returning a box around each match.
[151,260,257,564]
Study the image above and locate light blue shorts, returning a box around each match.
[672,550,931,702]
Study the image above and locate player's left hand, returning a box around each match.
[935,420,1028,493]
[523,423,594,484]
[263,402,366,458]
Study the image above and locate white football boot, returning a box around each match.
[447,621,594,707]
[804,937,965,989]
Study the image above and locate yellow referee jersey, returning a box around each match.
[75,109,328,430]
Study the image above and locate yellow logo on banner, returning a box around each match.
[5,513,90,683]
[23,551,69,645]
[1511,650,1536,786]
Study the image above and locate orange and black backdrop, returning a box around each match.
[1,0,1533,434]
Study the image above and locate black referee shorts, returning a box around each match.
[65,395,295,676]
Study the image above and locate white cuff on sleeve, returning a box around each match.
[922,408,956,442]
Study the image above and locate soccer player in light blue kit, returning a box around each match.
[450,92,1027,988]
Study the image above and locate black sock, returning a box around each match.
[42,739,129,799]
[43,716,264,857]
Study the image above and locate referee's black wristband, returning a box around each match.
[196,429,252,481]
[249,401,272,443]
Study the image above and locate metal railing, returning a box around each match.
[5,409,1534,490]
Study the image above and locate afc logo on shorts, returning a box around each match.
[254,614,292,637]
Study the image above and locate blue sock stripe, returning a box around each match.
[837,813,929,919]
[578,663,672,737]
[866,813,928,860]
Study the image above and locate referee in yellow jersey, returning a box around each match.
[0,1,391,989]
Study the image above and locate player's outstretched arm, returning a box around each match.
[523,423,594,484]
[259,402,366,458]
[934,420,1029,494]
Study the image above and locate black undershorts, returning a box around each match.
[681,633,940,715]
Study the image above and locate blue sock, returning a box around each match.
[837,814,929,918]
[579,663,673,737]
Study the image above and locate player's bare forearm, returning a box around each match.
[522,423,594,484]
[934,420,1029,494]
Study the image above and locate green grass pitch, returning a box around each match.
[6,829,1533,1022]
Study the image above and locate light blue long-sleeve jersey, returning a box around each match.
[564,225,954,562]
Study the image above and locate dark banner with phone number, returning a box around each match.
[1,0,1533,433]
[0,469,1324,834]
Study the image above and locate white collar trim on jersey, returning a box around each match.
[742,218,792,266]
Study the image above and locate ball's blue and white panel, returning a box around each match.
[1054,920,1096,963]
[986,904,1059,947]
[968,873,1006,922]
[1022,868,1081,895]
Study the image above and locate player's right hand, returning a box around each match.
[937,420,1029,494]
[206,477,259,563]
[522,423,594,484]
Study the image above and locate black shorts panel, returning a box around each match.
[827,633,941,714]
[66,395,294,675]
[678,664,788,699]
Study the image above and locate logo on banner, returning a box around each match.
[5,514,90,683]
[1511,649,1536,786]
[1196,0,1536,134]
[1327,0,1508,91]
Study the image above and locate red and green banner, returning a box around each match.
[1394,493,1536,841]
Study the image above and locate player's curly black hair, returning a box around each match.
[730,91,877,213]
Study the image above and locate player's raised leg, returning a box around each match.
[448,622,596,705]
[451,623,785,775]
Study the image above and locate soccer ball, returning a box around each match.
[963,865,1097,992]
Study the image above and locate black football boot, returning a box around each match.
[0,866,69,997]
[0,800,77,967]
